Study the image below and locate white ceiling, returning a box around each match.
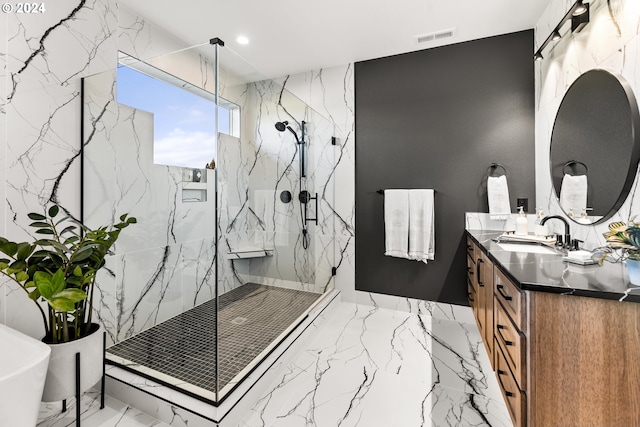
[119,0,550,79]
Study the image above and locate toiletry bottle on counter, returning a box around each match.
[515,206,528,235]
[535,207,545,236]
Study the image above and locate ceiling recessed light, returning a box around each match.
[236,36,249,45]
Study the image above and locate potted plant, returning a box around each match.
[0,205,136,401]
[596,219,640,285]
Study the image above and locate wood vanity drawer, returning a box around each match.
[467,278,476,309]
[494,298,526,390]
[494,268,524,330]
[466,237,476,259]
[467,253,475,282]
[495,344,526,427]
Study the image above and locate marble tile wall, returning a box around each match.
[0,0,475,341]
[1,0,118,338]
[535,0,640,249]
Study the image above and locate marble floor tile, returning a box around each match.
[240,303,511,427]
[37,390,169,427]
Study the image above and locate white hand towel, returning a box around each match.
[384,189,409,259]
[408,189,435,263]
[488,175,511,220]
[560,174,588,213]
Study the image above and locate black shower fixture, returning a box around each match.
[275,121,302,144]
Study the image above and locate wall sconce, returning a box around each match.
[534,0,590,61]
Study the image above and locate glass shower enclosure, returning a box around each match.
[81,41,336,402]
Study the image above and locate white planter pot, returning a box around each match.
[41,323,104,402]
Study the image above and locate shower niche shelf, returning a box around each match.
[225,247,274,260]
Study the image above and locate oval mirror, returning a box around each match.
[550,69,640,224]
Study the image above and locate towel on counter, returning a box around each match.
[384,190,410,259]
[408,189,435,263]
[560,174,588,213]
[487,175,511,220]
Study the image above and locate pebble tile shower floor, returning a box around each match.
[107,283,320,393]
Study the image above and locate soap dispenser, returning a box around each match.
[535,207,545,236]
[515,206,528,236]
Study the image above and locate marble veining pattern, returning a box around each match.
[37,390,169,427]
[240,303,511,427]
[535,0,640,251]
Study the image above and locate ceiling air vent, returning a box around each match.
[415,28,456,45]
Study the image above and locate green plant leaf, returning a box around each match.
[0,242,18,257]
[55,288,86,303]
[60,225,76,235]
[27,212,46,221]
[70,246,94,263]
[67,276,82,286]
[48,205,60,218]
[35,229,55,235]
[15,271,29,282]
[29,221,51,228]
[33,271,53,299]
[16,243,34,261]
[7,260,27,274]
[27,289,40,300]
[24,280,35,289]
[50,269,66,294]
[48,297,75,312]
[73,266,82,277]
[127,217,137,224]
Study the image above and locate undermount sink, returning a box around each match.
[497,242,559,255]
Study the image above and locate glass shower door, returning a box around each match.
[215,46,336,399]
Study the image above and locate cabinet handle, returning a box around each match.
[505,391,515,398]
[496,284,512,301]
[477,259,484,286]
[498,369,507,375]
[497,324,514,346]
[467,244,473,251]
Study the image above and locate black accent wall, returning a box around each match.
[355,30,535,305]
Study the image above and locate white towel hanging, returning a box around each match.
[488,175,511,220]
[408,189,435,263]
[384,190,410,259]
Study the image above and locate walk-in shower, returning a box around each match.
[81,41,336,403]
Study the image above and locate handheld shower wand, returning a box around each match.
[275,120,310,249]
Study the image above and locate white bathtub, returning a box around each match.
[0,323,51,426]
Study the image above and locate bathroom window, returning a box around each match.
[116,59,239,169]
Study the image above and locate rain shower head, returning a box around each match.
[275,121,288,132]
[275,120,301,144]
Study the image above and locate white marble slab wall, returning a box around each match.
[274,66,357,300]
[1,0,117,338]
[218,78,337,294]
[535,0,640,249]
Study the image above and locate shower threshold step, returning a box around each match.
[105,289,340,426]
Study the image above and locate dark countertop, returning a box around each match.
[466,229,640,303]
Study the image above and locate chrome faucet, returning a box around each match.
[540,215,571,248]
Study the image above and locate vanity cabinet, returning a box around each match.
[466,237,494,369]
[467,232,640,427]
[493,268,527,427]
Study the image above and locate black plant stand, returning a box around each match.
[60,331,106,427]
